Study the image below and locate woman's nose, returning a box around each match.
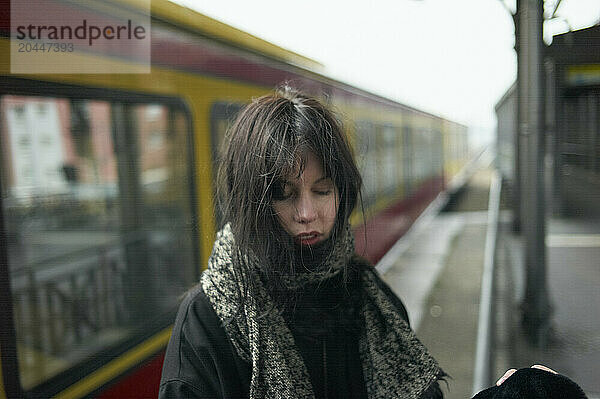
[294,195,317,224]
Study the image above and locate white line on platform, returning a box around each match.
[380,213,466,332]
[546,234,600,247]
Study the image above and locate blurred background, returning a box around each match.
[1,0,599,398]
[176,0,600,150]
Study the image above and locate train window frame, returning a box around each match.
[0,77,199,398]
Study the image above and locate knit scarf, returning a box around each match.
[201,223,441,399]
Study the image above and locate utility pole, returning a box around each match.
[513,4,522,234]
[517,0,552,345]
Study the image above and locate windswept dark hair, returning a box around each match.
[216,86,362,297]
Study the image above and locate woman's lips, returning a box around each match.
[295,231,322,246]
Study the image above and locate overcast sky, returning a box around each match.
[171,0,600,145]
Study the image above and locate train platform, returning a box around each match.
[498,216,600,398]
[378,160,600,399]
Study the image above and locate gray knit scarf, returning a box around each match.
[201,223,441,399]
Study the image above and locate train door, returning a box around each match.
[0,82,197,398]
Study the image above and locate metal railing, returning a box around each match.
[10,231,173,355]
[471,169,502,395]
[11,240,129,356]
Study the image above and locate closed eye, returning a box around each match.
[272,181,295,201]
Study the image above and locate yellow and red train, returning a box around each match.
[0,1,469,397]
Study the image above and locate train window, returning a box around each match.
[402,125,414,195]
[432,130,444,178]
[0,95,196,391]
[425,129,435,180]
[414,129,426,186]
[380,125,400,197]
[412,130,423,185]
[210,101,244,227]
[210,102,244,163]
[412,129,432,184]
[356,122,378,206]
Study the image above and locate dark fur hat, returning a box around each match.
[473,368,587,399]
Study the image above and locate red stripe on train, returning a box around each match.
[354,176,445,264]
[97,353,165,399]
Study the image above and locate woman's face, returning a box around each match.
[272,151,339,247]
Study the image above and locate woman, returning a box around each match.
[159,87,444,398]
[158,87,581,399]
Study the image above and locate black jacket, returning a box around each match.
[159,285,252,398]
[159,268,444,399]
[159,267,588,399]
